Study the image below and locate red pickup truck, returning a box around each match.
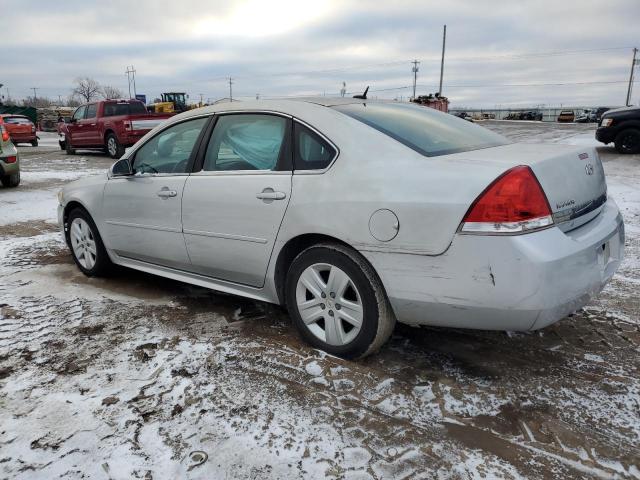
[60,99,173,159]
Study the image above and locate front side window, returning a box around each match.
[85,104,97,119]
[294,123,336,170]
[333,103,509,157]
[132,117,207,174]
[203,114,287,171]
[72,106,87,121]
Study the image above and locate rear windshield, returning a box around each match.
[2,116,32,125]
[103,102,147,117]
[332,103,508,157]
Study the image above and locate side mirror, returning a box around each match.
[111,158,133,176]
[69,118,77,124]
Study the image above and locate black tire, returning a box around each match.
[1,171,20,188]
[106,133,125,159]
[31,139,38,147]
[614,128,640,154]
[285,243,395,359]
[66,208,113,277]
[65,136,76,155]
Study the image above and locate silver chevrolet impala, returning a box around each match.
[58,98,625,358]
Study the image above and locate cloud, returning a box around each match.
[2,0,638,107]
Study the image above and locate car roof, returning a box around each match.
[174,97,395,121]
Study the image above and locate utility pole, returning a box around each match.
[125,66,133,98]
[31,87,38,106]
[625,47,638,106]
[228,77,233,102]
[411,60,420,100]
[125,66,137,98]
[58,95,63,105]
[438,25,447,96]
[199,93,204,106]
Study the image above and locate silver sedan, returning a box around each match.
[58,98,625,358]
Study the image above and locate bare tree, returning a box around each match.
[72,77,101,103]
[102,85,124,100]
[22,96,52,108]
[66,95,82,107]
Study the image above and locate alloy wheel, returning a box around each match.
[295,263,363,346]
[70,218,98,270]
[107,137,117,156]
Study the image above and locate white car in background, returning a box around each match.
[57,99,624,358]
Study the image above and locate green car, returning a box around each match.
[0,122,20,187]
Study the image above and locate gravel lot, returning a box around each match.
[1,122,639,479]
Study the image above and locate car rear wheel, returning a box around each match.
[1,172,20,188]
[285,243,395,359]
[106,133,125,159]
[31,139,38,147]
[67,208,112,277]
[614,128,640,154]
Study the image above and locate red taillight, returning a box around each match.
[31,124,36,133]
[5,156,17,164]
[1,126,9,142]
[460,165,553,234]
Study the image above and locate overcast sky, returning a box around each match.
[2,0,638,108]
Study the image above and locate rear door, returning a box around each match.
[82,103,101,146]
[181,113,292,287]
[102,116,209,269]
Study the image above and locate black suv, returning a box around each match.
[596,106,640,154]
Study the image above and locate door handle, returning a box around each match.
[157,188,177,199]
[256,188,286,201]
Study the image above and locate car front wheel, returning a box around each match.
[614,128,640,154]
[285,243,395,359]
[65,136,76,155]
[67,208,112,276]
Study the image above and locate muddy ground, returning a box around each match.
[0,124,639,479]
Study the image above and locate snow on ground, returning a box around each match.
[1,124,639,479]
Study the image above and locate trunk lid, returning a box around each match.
[446,143,607,232]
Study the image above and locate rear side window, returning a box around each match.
[203,114,287,171]
[333,103,509,157]
[294,123,336,170]
[85,104,97,118]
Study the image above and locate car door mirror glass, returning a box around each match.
[112,158,132,176]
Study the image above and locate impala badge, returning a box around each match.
[585,163,594,175]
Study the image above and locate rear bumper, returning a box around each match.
[363,198,625,331]
[9,133,37,143]
[119,132,146,146]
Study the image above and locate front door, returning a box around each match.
[182,113,292,287]
[67,105,87,146]
[102,116,209,269]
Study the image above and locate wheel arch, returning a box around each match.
[273,233,385,305]
[104,129,116,143]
